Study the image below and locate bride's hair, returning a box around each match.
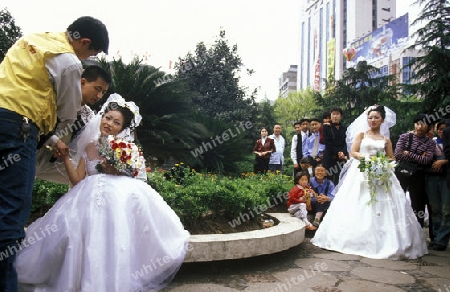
[103,102,135,131]
[367,105,386,119]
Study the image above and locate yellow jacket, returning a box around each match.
[0,32,75,134]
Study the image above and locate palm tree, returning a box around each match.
[189,114,254,174]
[96,57,207,167]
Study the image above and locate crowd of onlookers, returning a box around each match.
[252,107,450,251]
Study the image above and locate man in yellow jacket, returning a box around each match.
[0,16,109,291]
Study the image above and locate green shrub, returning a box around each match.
[31,168,293,230]
[31,179,68,216]
[148,169,292,228]
[163,162,195,185]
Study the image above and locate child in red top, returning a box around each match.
[287,171,317,231]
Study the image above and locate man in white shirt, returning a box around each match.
[269,124,285,173]
[35,65,111,184]
[300,118,310,138]
[290,119,310,176]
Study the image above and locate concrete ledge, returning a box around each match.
[184,213,305,262]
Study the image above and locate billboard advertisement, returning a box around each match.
[345,13,409,67]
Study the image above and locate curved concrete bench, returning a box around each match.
[184,213,305,262]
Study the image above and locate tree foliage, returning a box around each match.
[94,57,254,174]
[274,89,319,130]
[317,61,399,125]
[407,0,450,112]
[95,57,207,167]
[313,61,422,144]
[189,115,255,174]
[253,99,277,133]
[0,8,22,63]
[176,30,257,124]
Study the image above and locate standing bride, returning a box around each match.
[16,94,190,291]
[311,105,427,259]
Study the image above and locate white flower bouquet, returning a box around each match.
[358,152,397,205]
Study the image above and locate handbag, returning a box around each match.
[396,134,418,177]
[396,160,418,177]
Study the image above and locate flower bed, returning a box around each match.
[148,163,293,231]
[31,164,293,233]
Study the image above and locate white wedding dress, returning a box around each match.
[16,144,190,291]
[311,135,428,259]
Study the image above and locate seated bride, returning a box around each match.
[16,94,190,291]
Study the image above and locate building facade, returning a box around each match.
[298,0,397,91]
[346,12,420,89]
[279,65,298,98]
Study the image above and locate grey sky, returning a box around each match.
[3,0,417,101]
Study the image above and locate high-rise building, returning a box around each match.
[298,0,396,91]
[346,13,419,90]
[279,65,298,98]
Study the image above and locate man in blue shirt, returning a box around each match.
[310,164,335,227]
[305,118,325,167]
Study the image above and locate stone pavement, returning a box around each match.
[165,231,450,292]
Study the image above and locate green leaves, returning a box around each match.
[95,57,207,168]
[319,61,398,125]
[148,170,292,229]
[274,89,319,127]
[30,179,68,222]
[176,30,256,124]
[407,0,450,112]
[0,8,22,63]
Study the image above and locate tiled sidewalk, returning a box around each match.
[166,231,450,292]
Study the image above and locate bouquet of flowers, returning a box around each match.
[96,135,144,178]
[358,151,397,205]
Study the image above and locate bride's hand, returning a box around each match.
[55,139,70,157]
[99,158,120,175]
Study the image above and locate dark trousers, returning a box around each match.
[0,108,38,292]
[324,160,347,186]
[268,163,282,174]
[254,157,270,174]
[293,159,301,177]
[313,200,331,213]
[397,170,431,233]
[426,172,450,247]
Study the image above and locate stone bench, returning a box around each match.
[184,213,305,262]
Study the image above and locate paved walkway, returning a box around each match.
[165,230,450,292]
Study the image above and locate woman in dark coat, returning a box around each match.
[253,127,276,174]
